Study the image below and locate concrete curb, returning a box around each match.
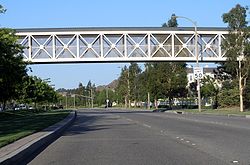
[166,110,250,119]
[0,110,77,165]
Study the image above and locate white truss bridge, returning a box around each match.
[16,27,228,63]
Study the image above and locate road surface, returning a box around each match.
[26,109,250,165]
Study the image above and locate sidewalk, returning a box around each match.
[0,111,77,165]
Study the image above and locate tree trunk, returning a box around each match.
[214,94,218,109]
[147,92,150,110]
[239,60,244,112]
[154,98,158,109]
[125,96,127,108]
[239,77,244,112]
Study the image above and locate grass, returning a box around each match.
[173,107,250,115]
[0,109,70,148]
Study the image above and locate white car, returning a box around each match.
[15,104,27,110]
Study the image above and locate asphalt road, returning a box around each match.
[26,109,250,165]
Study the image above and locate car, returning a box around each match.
[14,104,28,110]
[19,104,27,110]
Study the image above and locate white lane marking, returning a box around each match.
[126,119,132,121]
[192,143,196,146]
[143,124,152,128]
[186,141,190,143]
[176,137,180,139]
[180,138,184,141]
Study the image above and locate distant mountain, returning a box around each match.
[56,79,118,92]
[96,79,118,91]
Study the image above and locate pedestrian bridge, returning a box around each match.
[16,27,228,63]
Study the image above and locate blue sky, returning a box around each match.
[1,0,249,89]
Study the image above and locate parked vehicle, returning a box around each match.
[14,104,28,110]
[19,104,27,110]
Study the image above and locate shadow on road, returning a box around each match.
[78,109,152,115]
[20,111,105,165]
[21,109,149,164]
[62,114,108,136]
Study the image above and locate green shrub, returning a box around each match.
[218,87,239,107]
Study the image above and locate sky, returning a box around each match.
[0,0,249,89]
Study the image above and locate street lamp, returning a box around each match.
[171,15,202,112]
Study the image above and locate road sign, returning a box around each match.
[193,67,203,80]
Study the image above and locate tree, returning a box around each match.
[133,14,188,109]
[116,66,130,108]
[0,28,27,110]
[18,76,36,104]
[201,76,220,108]
[95,88,115,107]
[136,71,150,104]
[0,5,6,13]
[162,14,178,27]
[222,4,250,112]
[218,80,239,108]
[146,14,187,108]
[144,63,162,108]
[75,82,85,107]
[21,76,59,108]
[128,63,141,106]
[163,14,187,107]
[86,80,95,107]
[95,90,106,106]
[145,62,187,108]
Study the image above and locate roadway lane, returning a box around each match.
[119,110,250,165]
[26,109,250,165]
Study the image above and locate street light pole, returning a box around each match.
[171,16,201,112]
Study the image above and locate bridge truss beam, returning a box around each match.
[16,27,228,63]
